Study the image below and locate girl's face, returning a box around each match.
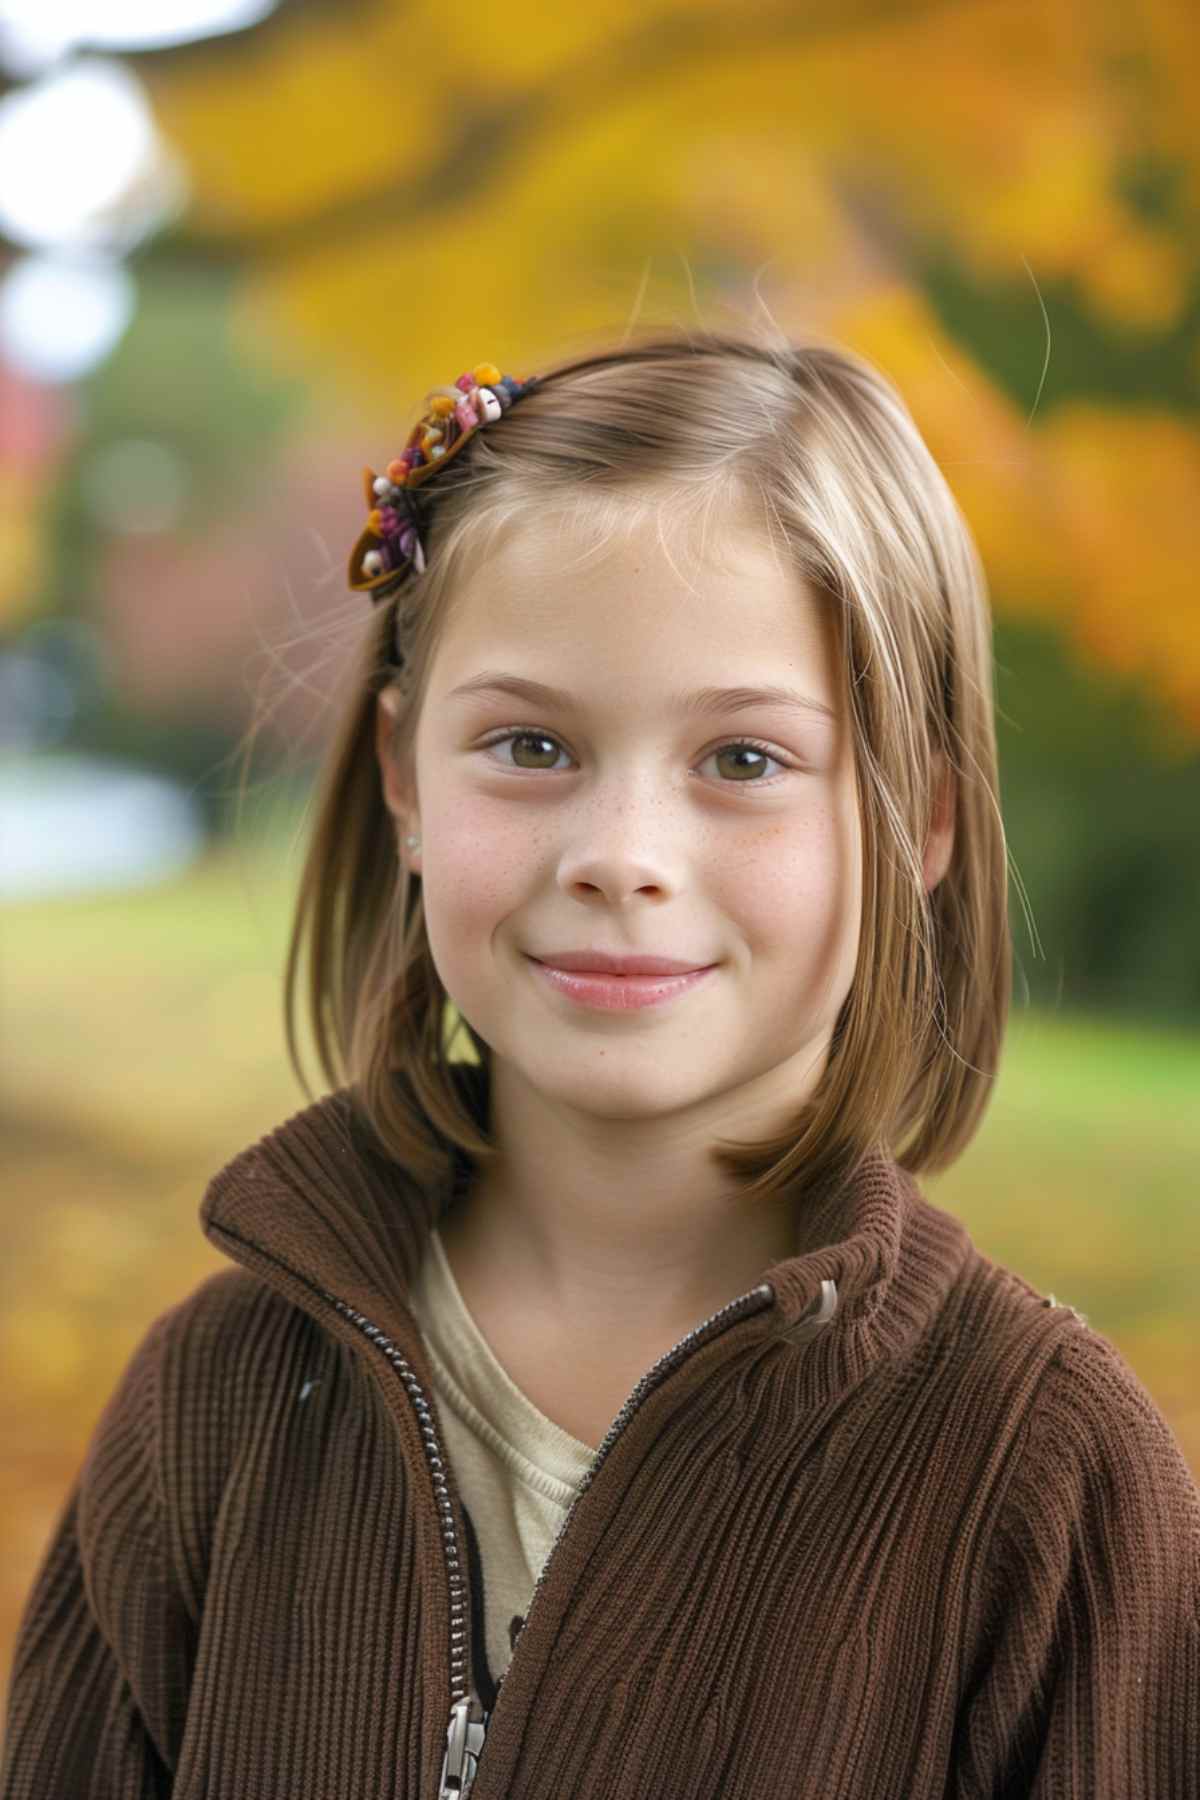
[378,502,863,1130]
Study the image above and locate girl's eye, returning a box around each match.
[476,729,793,786]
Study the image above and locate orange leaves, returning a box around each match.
[837,287,1200,742]
[1040,407,1200,742]
[132,0,1200,735]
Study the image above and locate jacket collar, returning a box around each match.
[200,1064,973,1396]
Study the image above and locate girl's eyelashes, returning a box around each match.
[474,726,797,788]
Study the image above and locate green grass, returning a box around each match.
[926,1008,1200,1327]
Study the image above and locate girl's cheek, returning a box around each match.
[442,792,533,880]
[711,809,847,911]
[420,795,533,949]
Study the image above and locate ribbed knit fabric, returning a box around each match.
[3,1068,1198,1798]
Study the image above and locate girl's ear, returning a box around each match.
[374,691,416,828]
[922,750,957,892]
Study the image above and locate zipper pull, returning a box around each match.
[438,1692,487,1799]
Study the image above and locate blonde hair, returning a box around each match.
[285,327,1011,1207]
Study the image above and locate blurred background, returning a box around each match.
[2,0,1198,1699]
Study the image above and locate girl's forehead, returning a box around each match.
[422,487,845,725]
[433,512,841,716]
[456,494,805,626]
[490,486,780,571]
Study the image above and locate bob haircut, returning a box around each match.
[285,327,1011,1210]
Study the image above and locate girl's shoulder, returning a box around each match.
[919,1218,1197,1516]
[90,1268,329,1509]
[942,1258,1200,1788]
[995,1303,1200,1552]
[942,1237,1200,1605]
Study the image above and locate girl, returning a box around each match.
[3,331,1197,1799]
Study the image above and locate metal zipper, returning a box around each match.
[318,1274,836,1800]
[317,1290,486,1799]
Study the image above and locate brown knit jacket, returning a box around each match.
[3,1071,1199,1797]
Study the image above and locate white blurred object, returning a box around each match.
[0,253,136,382]
[0,0,279,75]
[0,58,182,251]
[0,752,205,897]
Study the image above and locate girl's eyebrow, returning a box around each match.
[446,671,836,722]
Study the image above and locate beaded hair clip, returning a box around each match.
[348,360,540,601]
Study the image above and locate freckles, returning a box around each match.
[436,805,533,922]
[718,810,855,963]
[727,815,834,898]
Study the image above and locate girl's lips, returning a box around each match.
[527,958,718,1012]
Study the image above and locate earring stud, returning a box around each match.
[405,834,421,851]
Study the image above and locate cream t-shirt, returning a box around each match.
[406,1226,597,1689]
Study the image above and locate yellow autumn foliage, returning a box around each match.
[0,473,40,626]
[1039,406,1200,742]
[133,0,1200,733]
[840,284,1075,615]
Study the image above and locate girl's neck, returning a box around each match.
[437,1159,798,1349]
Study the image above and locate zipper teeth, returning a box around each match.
[320,1291,473,1704]
[320,1278,775,1712]
[490,1278,775,1703]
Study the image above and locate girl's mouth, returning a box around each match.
[526,958,718,1013]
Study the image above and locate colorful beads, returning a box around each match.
[350,364,539,596]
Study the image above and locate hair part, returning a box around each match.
[284,327,1012,1210]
